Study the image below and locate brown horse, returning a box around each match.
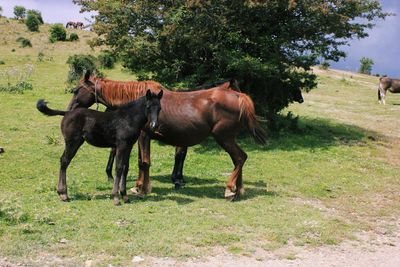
[67,73,266,200]
[378,77,400,105]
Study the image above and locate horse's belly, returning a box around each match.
[150,126,210,147]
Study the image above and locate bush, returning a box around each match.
[48,36,56,43]
[0,64,34,93]
[16,37,32,48]
[319,61,330,70]
[359,57,374,75]
[0,60,5,65]
[27,10,43,24]
[25,13,40,32]
[13,6,26,20]
[49,24,66,41]
[98,51,116,69]
[69,33,79,41]
[37,52,45,62]
[66,54,101,84]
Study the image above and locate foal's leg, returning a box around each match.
[113,143,132,205]
[58,138,84,201]
[171,146,188,189]
[118,143,133,203]
[131,133,152,196]
[105,147,116,181]
[214,137,247,201]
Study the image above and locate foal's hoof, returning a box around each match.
[59,194,69,202]
[123,195,130,203]
[113,197,121,206]
[174,183,182,190]
[107,176,114,182]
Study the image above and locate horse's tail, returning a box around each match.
[238,93,266,145]
[378,88,381,101]
[36,99,66,116]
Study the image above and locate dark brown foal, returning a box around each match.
[36,90,163,205]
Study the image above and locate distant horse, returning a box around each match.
[65,21,76,29]
[67,73,266,200]
[378,77,400,105]
[75,22,84,29]
[36,90,163,205]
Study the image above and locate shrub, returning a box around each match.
[48,36,56,43]
[16,37,32,48]
[66,54,101,84]
[13,6,26,20]
[359,57,374,75]
[37,52,45,62]
[27,9,43,24]
[25,13,40,32]
[0,60,5,65]
[98,51,116,69]
[69,33,79,41]
[319,61,330,70]
[49,24,66,41]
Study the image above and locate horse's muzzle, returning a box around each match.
[149,121,157,131]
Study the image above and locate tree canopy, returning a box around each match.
[74,0,389,116]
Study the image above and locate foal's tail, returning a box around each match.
[238,93,266,145]
[36,99,67,116]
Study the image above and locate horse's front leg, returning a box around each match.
[106,147,116,181]
[131,132,151,197]
[171,146,188,189]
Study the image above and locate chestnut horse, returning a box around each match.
[67,73,266,200]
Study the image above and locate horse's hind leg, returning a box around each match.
[214,137,247,201]
[106,147,116,181]
[58,138,84,201]
[171,146,187,189]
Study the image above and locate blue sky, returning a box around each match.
[0,0,398,77]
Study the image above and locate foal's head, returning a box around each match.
[67,71,97,110]
[145,89,163,131]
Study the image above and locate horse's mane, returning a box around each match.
[91,77,164,106]
[175,79,241,92]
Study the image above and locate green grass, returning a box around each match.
[1,18,400,266]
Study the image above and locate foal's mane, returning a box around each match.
[90,77,164,106]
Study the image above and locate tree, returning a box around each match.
[359,57,374,75]
[49,24,66,41]
[26,13,40,32]
[74,0,389,117]
[14,6,26,20]
[27,9,44,24]
[0,6,3,17]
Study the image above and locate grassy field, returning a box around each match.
[1,18,400,266]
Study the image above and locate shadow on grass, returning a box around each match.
[192,116,380,154]
[130,175,276,204]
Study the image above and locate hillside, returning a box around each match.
[1,17,400,266]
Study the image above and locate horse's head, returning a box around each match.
[145,89,163,132]
[291,88,304,103]
[67,71,98,110]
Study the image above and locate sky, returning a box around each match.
[0,0,399,77]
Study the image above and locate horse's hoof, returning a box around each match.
[174,183,182,190]
[224,188,236,200]
[238,187,245,196]
[107,177,114,182]
[130,187,140,195]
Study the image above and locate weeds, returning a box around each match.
[0,64,34,93]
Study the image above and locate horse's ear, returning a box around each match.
[157,90,163,99]
[84,70,91,81]
[229,78,240,92]
[146,89,151,100]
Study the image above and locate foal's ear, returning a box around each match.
[84,70,91,81]
[146,89,152,100]
[157,90,163,99]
